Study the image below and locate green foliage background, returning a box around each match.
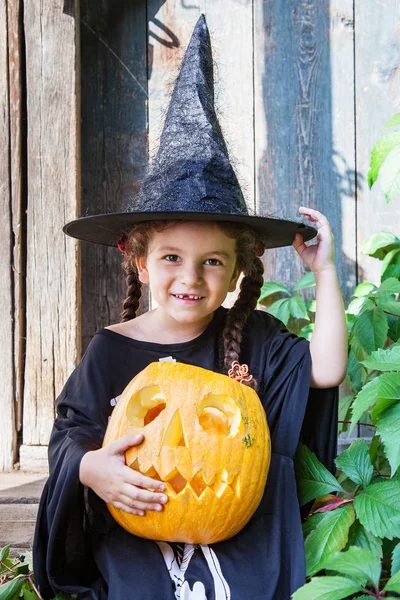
[261,115,400,599]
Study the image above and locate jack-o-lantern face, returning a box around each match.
[103,362,271,544]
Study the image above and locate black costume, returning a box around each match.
[33,307,338,599]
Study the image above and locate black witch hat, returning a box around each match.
[64,14,316,248]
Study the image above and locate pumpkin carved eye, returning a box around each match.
[126,386,166,427]
[197,394,240,437]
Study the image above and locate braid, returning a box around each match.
[223,256,264,389]
[121,267,142,322]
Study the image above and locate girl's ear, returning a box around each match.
[135,256,149,284]
[228,267,241,292]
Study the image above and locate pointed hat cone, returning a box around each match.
[139,13,248,214]
[63,14,316,248]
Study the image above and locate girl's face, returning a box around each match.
[135,221,240,328]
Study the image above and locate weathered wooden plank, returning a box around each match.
[355,0,400,285]
[8,0,25,444]
[254,1,356,304]
[329,0,356,303]
[80,0,149,351]
[19,445,49,473]
[22,0,80,449]
[0,0,16,471]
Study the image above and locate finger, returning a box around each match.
[107,434,144,454]
[298,207,331,229]
[119,493,165,513]
[292,232,307,252]
[121,482,168,506]
[110,499,146,517]
[124,468,166,493]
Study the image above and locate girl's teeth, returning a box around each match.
[175,294,202,299]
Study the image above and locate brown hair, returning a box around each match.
[120,220,264,389]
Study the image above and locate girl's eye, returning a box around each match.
[164,254,180,262]
[204,258,222,266]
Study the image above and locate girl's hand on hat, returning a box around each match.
[79,434,168,516]
[292,207,335,273]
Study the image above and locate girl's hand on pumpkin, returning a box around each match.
[292,207,335,274]
[79,434,168,516]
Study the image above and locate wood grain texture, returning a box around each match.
[23,0,80,446]
[80,0,149,352]
[254,1,356,305]
[0,0,16,471]
[8,0,25,444]
[355,0,400,286]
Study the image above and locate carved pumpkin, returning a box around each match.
[103,362,271,544]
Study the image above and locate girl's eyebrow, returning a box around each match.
[155,246,231,259]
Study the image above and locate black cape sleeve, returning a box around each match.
[33,336,114,599]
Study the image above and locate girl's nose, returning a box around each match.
[180,263,203,285]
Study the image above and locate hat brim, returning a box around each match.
[63,212,317,249]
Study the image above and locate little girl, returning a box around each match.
[33,15,347,600]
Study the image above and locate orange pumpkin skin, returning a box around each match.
[103,362,271,544]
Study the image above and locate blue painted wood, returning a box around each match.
[255,0,357,306]
[80,0,151,351]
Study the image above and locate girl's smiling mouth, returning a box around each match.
[172,294,204,301]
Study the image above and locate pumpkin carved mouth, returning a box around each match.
[130,459,240,499]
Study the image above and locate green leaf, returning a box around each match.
[353,282,378,298]
[388,314,400,343]
[347,349,367,394]
[346,297,375,316]
[258,281,290,302]
[379,145,400,203]
[384,568,400,593]
[376,402,400,475]
[361,343,400,371]
[346,520,383,559]
[381,248,400,279]
[384,113,400,128]
[0,577,24,600]
[368,131,400,189]
[306,299,316,313]
[379,300,400,316]
[338,395,354,436]
[375,277,400,296]
[22,585,39,600]
[293,271,316,290]
[291,575,363,600]
[353,306,388,356]
[335,440,373,488]
[354,479,400,539]
[267,298,291,326]
[298,323,314,340]
[322,546,381,587]
[305,506,355,576]
[289,294,310,321]
[0,546,10,562]
[350,377,380,432]
[370,372,400,422]
[369,434,380,466]
[303,513,327,539]
[392,542,400,576]
[295,443,344,506]
[361,231,400,259]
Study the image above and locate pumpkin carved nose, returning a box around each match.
[162,410,187,447]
